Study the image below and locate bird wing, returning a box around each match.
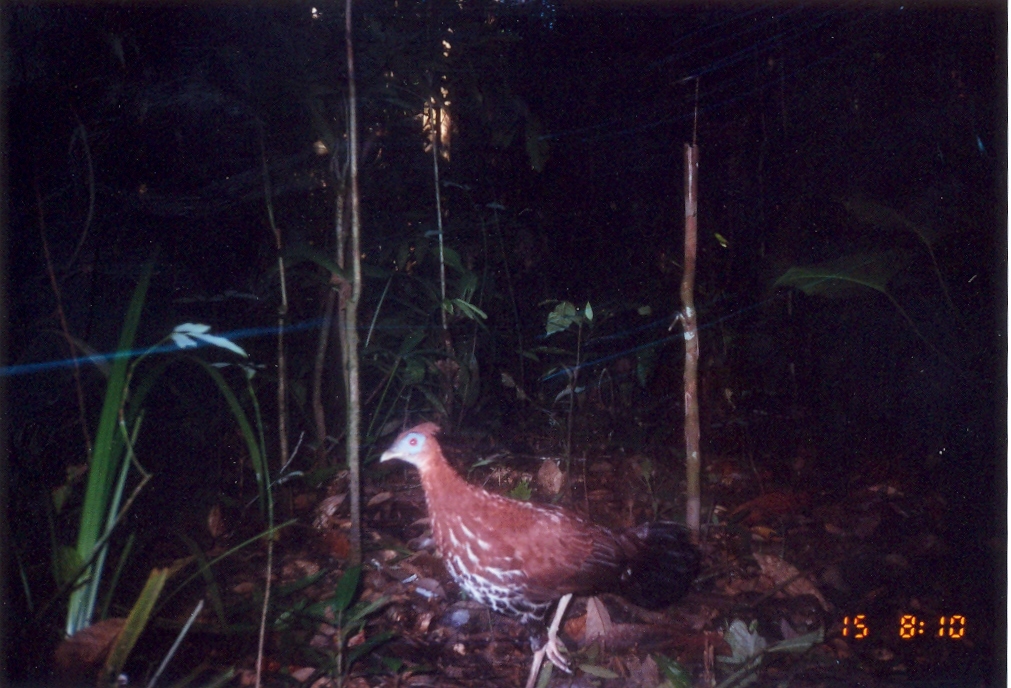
[481,496,628,603]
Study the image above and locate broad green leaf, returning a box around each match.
[346,629,394,665]
[719,619,767,665]
[403,358,426,385]
[190,360,268,514]
[348,596,390,623]
[99,566,169,686]
[171,323,247,357]
[839,196,940,246]
[448,298,488,321]
[442,246,465,274]
[457,270,478,298]
[653,653,692,688]
[546,301,578,335]
[773,252,906,299]
[579,664,618,679]
[277,570,328,597]
[398,329,426,357]
[333,566,361,613]
[283,243,349,281]
[55,546,84,588]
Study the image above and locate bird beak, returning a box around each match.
[379,448,400,463]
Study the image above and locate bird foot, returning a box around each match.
[525,593,573,688]
[543,630,571,673]
[525,637,570,688]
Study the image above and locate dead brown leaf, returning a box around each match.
[537,458,564,495]
[583,596,613,644]
[207,503,225,539]
[367,491,393,508]
[54,618,126,681]
[753,553,829,610]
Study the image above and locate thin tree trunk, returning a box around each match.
[342,0,363,566]
[680,142,701,538]
[312,190,345,465]
[431,104,455,421]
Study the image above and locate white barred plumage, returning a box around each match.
[380,422,700,687]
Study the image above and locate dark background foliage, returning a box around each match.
[3,1,1003,684]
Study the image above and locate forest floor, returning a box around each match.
[107,418,997,688]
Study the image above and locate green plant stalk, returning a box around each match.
[145,598,205,688]
[99,410,145,578]
[67,261,153,637]
[565,322,582,467]
[363,276,392,350]
[190,360,268,514]
[99,532,135,620]
[364,360,402,442]
[99,566,169,687]
[179,534,227,627]
[241,366,274,688]
[154,520,296,619]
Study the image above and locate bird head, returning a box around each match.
[379,423,441,471]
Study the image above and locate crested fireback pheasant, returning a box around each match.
[380,423,700,687]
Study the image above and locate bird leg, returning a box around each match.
[525,593,573,688]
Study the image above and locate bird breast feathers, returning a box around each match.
[431,486,599,588]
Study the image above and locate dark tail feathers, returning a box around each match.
[619,522,700,609]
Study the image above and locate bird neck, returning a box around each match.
[417,449,474,510]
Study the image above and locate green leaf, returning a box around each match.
[99,566,169,686]
[457,270,478,299]
[190,360,268,515]
[579,664,618,679]
[525,114,550,172]
[68,260,154,637]
[398,329,426,357]
[773,252,907,299]
[545,301,578,335]
[766,627,824,653]
[54,546,84,588]
[178,534,227,627]
[508,480,532,501]
[442,247,465,274]
[277,570,328,597]
[448,298,488,321]
[583,302,593,322]
[403,358,426,385]
[348,596,390,623]
[839,196,940,246]
[333,566,361,613]
[380,656,404,673]
[283,243,349,281]
[719,619,767,665]
[171,323,247,357]
[346,629,394,665]
[640,458,653,480]
[396,242,413,271]
[653,653,692,688]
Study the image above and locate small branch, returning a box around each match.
[35,173,91,456]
